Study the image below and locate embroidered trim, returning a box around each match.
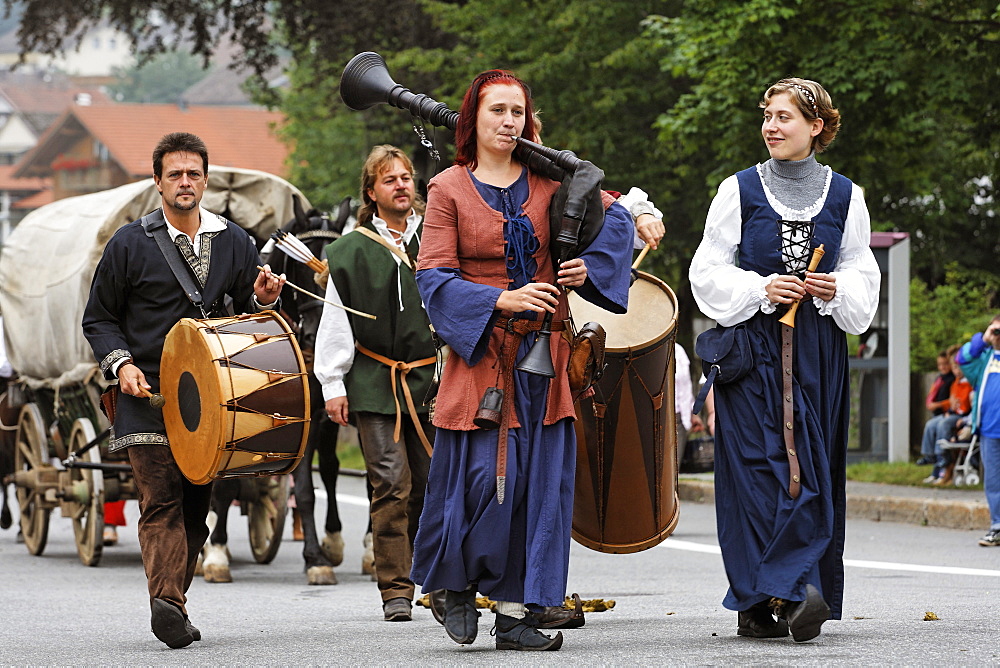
[756,163,833,221]
[108,431,169,452]
[174,231,220,287]
[99,349,131,376]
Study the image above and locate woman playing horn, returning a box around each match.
[409,69,632,651]
[689,78,880,642]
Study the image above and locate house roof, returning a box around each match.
[0,70,111,133]
[0,165,49,191]
[14,103,290,179]
[12,188,54,209]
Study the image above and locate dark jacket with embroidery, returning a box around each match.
[82,208,263,450]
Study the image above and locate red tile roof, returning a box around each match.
[12,188,54,209]
[16,103,290,179]
[0,165,49,191]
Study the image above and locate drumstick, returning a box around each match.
[631,243,652,271]
[136,387,166,409]
[256,266,377,320]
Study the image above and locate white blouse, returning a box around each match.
[689,171,881,335]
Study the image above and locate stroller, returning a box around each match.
[937,424,982,486]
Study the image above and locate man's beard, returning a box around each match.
[171,197,198,211]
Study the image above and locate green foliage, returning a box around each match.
[107,51,209,103]
[844,460,971,487]
[645,0,1000,287]
[909,266,998,372]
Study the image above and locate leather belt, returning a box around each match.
[355,342,436,457]
[491,316,566,503]
[781,323,801,499]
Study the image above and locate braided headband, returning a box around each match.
[791,83,818,114]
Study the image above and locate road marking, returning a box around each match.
[661,538,1000,577]
[324,490,1000,578]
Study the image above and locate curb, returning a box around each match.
[677,480,989,531]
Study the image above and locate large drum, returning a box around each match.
[568,271,679,553]
[161,312,310,485]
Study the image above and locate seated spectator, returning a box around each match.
[916,349,956,465]
[926,358,973,484]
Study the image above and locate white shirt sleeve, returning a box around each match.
[674,343,694,431]
[689,175,775,326]
[813,183,881,334]
[619,187,664,250]
[312,278,356,401]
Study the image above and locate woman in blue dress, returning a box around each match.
[409,69,632,652]
[689,78,880,642]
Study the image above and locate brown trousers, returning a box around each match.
[128,444,213,615]
[355,412,433,602]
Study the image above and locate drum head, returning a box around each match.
[568,271,677,352]
[162,318,225,485]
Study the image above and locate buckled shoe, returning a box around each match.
[737,601,788,638]
[494,613,563,651]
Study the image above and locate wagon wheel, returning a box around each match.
[14,403,51,556]
[247,474,289,564]
[66,418,105,567]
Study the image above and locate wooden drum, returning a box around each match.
[161,311,310,485]
[568,271,680,553]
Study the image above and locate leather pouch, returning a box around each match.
[568,321,606,396]
[693,323,753,413]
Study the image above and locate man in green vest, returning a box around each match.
[314,145,437,622]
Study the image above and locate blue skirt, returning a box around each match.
[410,336,576,608]
[713,302,849,619]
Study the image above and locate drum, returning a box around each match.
[568,271,679,553]
[161,311,310,485]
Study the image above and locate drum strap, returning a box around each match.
[492,316,567,504]
[354,342,435,457]
[141,210,208,318]
[781,324,801,499]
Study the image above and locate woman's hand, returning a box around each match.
[557,258,588,288]
[765,275,806,304]
[635,214,664,250]
[804,272,837,302]
[496,282,559,314]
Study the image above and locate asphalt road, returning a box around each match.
[1,474,999,665]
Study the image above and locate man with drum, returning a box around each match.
[82,132,285,649]
[313,144,437,623]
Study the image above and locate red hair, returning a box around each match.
[453,70,535,170]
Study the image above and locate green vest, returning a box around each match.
[324,221,436,416]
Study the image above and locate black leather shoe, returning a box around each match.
[443,588,480,645]
[428,589,447,625]
[185,616,201,641]
[737,601,789,638]
[494,614,563,651]
[383,597,412,622]
[150,599,194,649]
[785,584,831,642]
[526,594,585,629]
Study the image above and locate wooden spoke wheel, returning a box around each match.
[14,404,51,556]
[247,474,289,564]
[66,419,105,567]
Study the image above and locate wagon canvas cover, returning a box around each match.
[0,167,309,387]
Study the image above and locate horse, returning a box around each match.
[201,196,373,585]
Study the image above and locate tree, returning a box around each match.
[644,0,1000,287]
[107,51,209,103]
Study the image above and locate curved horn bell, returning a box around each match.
[340,51,458,130]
